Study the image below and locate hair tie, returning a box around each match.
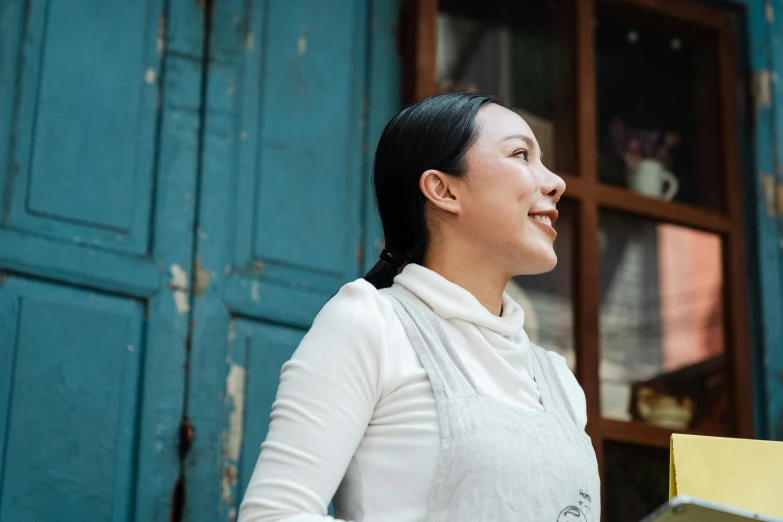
[379,249,405,268]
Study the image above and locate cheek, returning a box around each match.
[467,178,517,221]
[515,168,540,201]
[497,168,538,221]
[461,161,537,231]
[481,163,535,203]
[467,182,531,235]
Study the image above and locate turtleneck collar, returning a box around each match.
[393,263,526,339]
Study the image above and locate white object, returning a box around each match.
[238,263,586,522]
[642,495,783,522]
[628,158,680,201]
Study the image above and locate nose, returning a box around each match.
[542,167,566,203]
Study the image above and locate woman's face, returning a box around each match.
[457,104,566,276]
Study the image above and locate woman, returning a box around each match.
[239,93,600,522]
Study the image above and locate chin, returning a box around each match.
[536,254,558,274]
[511,248,558,276]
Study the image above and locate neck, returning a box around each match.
[422,240,509,316]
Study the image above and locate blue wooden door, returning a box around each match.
[0,0,203,520]
[183,0,400,519]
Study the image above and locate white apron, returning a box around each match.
[380,285,601,522]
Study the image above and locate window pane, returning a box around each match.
[437,0,576,174]
[508,199,576,372]
[596,2,725,211]
[604,441,669,522]
[599,209,727,431]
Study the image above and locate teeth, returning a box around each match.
[530,214,552,226]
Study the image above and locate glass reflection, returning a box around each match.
[599,209,726,431]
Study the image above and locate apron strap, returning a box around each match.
[385,285,580,431]
[382,286,479,403]
[529,343,580,429]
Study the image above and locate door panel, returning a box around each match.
[223,320,306,515]
[4,0,163,256]
[0,0,164,299]
[242,0,363,277]
[0,278,144,522]
[216,0,368,328]
[185,0,401,519]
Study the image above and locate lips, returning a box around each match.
[527,209,559,238]
[527,209,558,226]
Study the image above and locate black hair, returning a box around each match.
[364,92,501,289]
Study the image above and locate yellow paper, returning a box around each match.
[669,434,783,518]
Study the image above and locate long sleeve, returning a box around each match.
[238,281,389,522]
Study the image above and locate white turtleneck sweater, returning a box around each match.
[238,264,587,522]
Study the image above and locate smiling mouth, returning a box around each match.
[528,213,557,238]
[529,214,553,227]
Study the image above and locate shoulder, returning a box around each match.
[310,278,398,336]
[544,350,588,430]
[289,279,401,395]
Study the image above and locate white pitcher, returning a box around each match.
[628,158,679,201]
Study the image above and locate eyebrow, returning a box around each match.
[499,133,539,157]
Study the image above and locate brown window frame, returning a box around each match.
[401,0,754,475]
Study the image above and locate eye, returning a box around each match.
[514,149,530,161]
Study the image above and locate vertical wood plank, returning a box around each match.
[552,0,578,176]
[717,13,755,439]
[758,0,783,441]
[574,0,600,424]
[576,0,598,186]
[573,0,604,494]
[402,0,437,103]
[134,0,205,519]
[734,0,778,441]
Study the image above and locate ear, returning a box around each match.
[419,169,463,215]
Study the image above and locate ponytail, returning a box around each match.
[364,249,405,290]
